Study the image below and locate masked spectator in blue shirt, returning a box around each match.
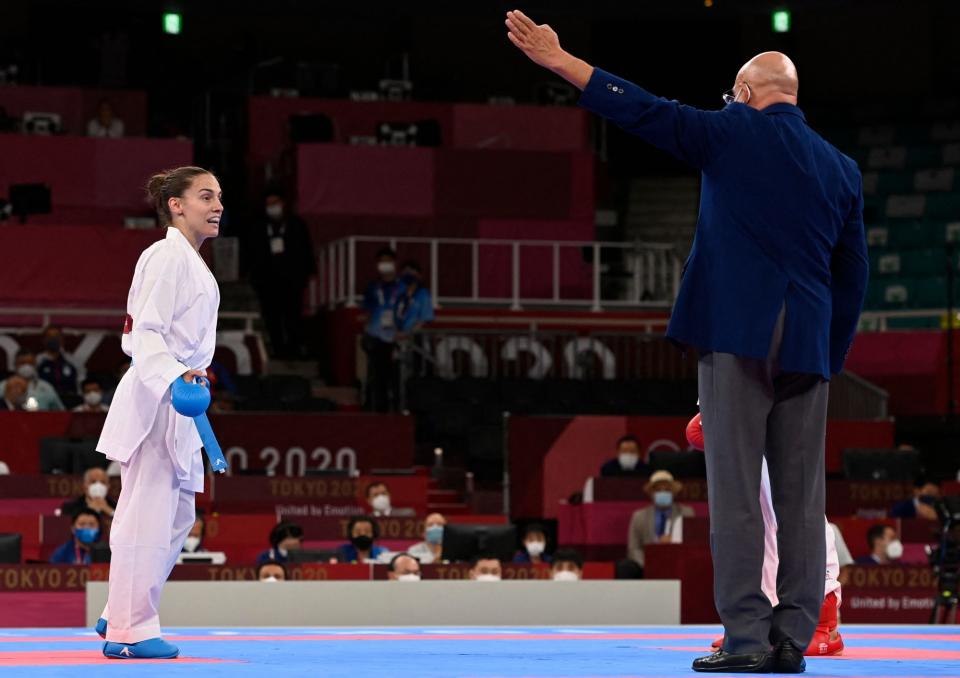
[362,247,405,412]
[51,509,102,565]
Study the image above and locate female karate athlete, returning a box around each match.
[95,166,222,659]
[687,413,844,657]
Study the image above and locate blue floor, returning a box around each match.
[2,625,959,677]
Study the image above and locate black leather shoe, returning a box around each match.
[772,641,806,673]
[692,649,775,673]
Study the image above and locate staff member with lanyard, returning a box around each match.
[362,247,404,412]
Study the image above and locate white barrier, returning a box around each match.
[87,580,680,627]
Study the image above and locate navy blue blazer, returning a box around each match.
[579,69,869,378]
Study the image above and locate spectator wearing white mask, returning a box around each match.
[513,523,551,565]
[60,467,116,520]
[257,560,287,582]
[73,378,110,413]
[854,524,902,566]
[388,553,422,581]
[469,555,502,582]
[0,349,65,411]
[407,512,447,564]
[551,548,584,581]
[181,512,206,554]
[365,481,415,517]
[599,435,651,477]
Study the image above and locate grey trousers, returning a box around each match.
[698,311,828,655]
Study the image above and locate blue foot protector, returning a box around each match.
[95,617,107,639]
[103,637,180,659]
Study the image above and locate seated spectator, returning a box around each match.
[388,552,422,581]
[891,478,940,520]
[50,509,102,565]
[258,560,287,582]
[513,523,552,565]
[407,512,446,564]
[0,350,64,411]
[36,326,79,398]
[600,435,651,477]
[626,470,693,576]
[182,511,206,553]
[855,524,902,566]
[60,468,116,520]
[1,374,28,410]
[87,98,125,138]
[469,554,503,581]
[338,515,388,563]
[256,521,304,566]
[365,481,415,517]
[73,378,109,413]
[551,548,584,581]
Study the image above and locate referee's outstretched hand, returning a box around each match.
[505,10,566,71]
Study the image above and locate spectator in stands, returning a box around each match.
[388,552,422,581]
[60,467,116,520]
[73,378,109,413]
[0,374,28,410]
[366,481,415,517]
[87,98,125,138]
[396,261,435,338]
[36,326,79,398]
[551,548,584,581]
[256,521,304,566]
[248,186,316,359]
[362,247,404,412]
[182,511,206,553]
[600,434,651,477]
[514,523,552,564]
[407,512,447,564]
[891,478,941,520]
[855,524,902,566]
[50,509,102,565]
[469,555,503,581]
[625,470,694,576]
[257,560,287,582]
[0,350,64,411]
[338,515,388,563]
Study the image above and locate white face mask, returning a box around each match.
[618,453,639,470]
[552,570,579,582]
[277,547,288,558]
[396,573,421,582]
[377,261,396,276]
[260,576,280,583]
[525,541,546,557]
[183,536,201,553]
[371,494,391,512]
[266,204,283,220]
[84,391,103,407]
[87,481,108,500]
[475,574,501,582]
[886,539,903,560]
[16,364,36,380]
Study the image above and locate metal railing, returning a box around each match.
[314,235,683,312]
[0,307,260,333]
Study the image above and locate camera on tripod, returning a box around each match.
[926,495,960,624]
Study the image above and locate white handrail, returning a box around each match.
[316,234,683,312]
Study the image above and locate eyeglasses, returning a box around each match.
[722,83,750,105]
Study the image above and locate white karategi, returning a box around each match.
[96,227,219,644]
[759,458,842,608]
